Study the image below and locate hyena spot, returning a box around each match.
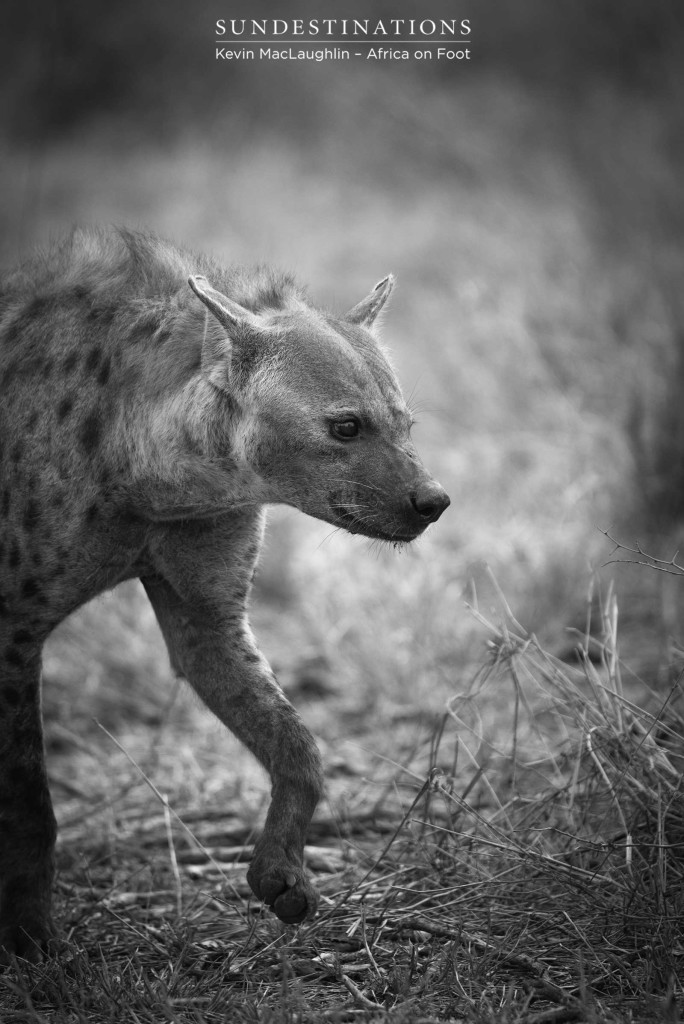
[79,413,101,455]
[4,647,23,668]
[57,397,74,421]
[9,541,21,569]
[21,578,41,600]
[85,346,102,373]
[23,500,40,532]
[97,358,111,386]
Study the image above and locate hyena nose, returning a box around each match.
[410,481,451,523]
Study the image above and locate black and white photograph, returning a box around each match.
[0,2,683,1020]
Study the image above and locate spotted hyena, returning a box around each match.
[0,226,449,960]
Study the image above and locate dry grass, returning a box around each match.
[1,576,681,1023]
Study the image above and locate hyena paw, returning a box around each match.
[0,917,56,966]
[247,850,318,925]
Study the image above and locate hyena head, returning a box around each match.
[189,273,450,543]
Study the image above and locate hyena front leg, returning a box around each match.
[0,634,56,962]
[142,569,324,924]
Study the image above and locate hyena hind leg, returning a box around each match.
[0,640,57,963]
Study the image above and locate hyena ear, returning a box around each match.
[344,274,395,329]
[188,275,263,392]
[188,275,259,330]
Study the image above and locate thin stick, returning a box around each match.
[163,796,183,917]
[340,973,383,1011]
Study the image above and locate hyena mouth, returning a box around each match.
[333,505,421,544]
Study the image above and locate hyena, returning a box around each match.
[0,226,449,960]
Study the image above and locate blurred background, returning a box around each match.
[2,0,684,798]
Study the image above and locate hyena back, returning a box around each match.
[0,226,449,960]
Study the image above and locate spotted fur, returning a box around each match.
[0,226,449,960]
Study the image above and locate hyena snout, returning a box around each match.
[409,479,451,525]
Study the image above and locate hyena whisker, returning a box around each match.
[317,528,342,549]
[327,478,395,499]
[328,502,375,513]
[407,399,433,419]
[405,377,431,417]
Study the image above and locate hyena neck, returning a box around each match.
[124,370,268,522]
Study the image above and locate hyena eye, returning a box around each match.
[330,419,360,440]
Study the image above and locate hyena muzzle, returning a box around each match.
[0,226,449,960]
